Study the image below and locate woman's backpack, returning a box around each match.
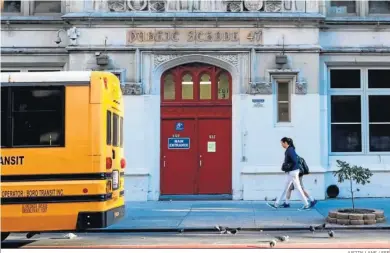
[297,156,310,175]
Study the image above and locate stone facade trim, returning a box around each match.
[249,68,307,95]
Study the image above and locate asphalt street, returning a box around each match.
[2,229,390,249]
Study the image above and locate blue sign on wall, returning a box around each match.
[168,138,190,149]
[175,122,184,131]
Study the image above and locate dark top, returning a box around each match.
[284,146,298,172]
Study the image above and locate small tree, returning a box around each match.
[333,160,373,211]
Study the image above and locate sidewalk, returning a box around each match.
[106,198,390,230]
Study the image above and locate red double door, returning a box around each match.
[161,118,232,195]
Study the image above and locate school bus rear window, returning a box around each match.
[1,86,65,148]
[106,110,112,145]
[120,116,124,147]
[113,113,119,147]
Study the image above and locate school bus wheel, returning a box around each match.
[1,232,10,242]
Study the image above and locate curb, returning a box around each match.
[25,242,390,249]
[87,225,390,233]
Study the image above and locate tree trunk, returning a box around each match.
[350,179,355,211]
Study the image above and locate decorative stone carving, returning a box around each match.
[127,0,148,10]
[103,0,309,12]
[94,0,108,11]
[153,54,181,67]
[294,0,306,12]
[67,26,80,46]
[166,0,226,12]
[149,0,165,11]
[295,79,307,94]
[122,82,143,95]
[267,68,299,74]
[250,81,272,95]
[226,0,242,12]
[283,0,292,10]
[194,0,226,12]
[108,0,126,11]
[265,0,282,12]
[244,0,263,11]
[153,54,239,69]
[214,54,239,68]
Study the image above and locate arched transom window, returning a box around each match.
[161,63,231,104]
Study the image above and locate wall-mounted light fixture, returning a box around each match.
[96,37,109,66]
[275,35,288,66]
[96,52,109,66]
[55,29,66,45]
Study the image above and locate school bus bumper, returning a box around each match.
[0,201,125,233]
[76,205,125,230]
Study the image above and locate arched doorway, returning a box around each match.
[160,63,232,196]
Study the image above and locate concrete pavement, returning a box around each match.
[105,198,390,230]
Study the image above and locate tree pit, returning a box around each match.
[327,209,385,225]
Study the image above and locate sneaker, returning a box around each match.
[267,203,278,209]
[300,204,311,210]
[310,199,318,208]
[281,203,290,208]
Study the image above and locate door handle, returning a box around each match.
[163,161,166,167]
[199,155,202,167]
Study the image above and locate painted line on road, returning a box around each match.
[24,242,390,249]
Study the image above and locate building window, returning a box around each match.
[330,95,362,152]
[217,72,229,100]
[369,95,390,152]
[1,86,65,148]
[32,1,61,14]
[1,0,21,13]
[277,82,290,123]
[181,73,194,100]
[368,70,390,89]
[163,73,175,100]
[369,0,390,14]
[1,0,63,15]
[199,73,211,100]
[330,69,360,89]
[329,68,390,154]
[328,1,357,15]
[161,64,231,104]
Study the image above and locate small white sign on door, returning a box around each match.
[207,141,216,152]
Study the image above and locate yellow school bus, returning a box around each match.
[0,71,125,241]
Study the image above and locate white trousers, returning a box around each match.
[275,169,309,206]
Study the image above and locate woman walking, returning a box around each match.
[267,137,311,210]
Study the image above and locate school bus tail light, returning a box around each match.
[106,157,112,169]
[120,158,126,169]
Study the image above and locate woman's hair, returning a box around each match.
[281,137,295,149]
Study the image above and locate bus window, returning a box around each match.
[120,116,124,147]
[11,86,65,147]
[1,88,8,147]
[113,113,119,147]
[106,110,112,145]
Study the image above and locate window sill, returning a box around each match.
[329,152,390,156]
[0,15,63,23]
[274,122,294,128]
